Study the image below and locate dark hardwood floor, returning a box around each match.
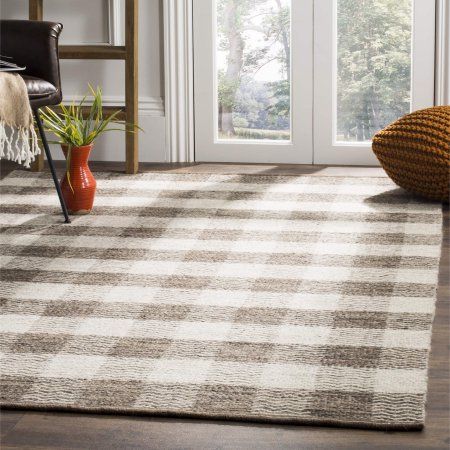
[1,161,449,450]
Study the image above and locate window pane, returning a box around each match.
[336,0,412,142]
[216,0,291,141]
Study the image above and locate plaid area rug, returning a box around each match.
[0,170,443,430]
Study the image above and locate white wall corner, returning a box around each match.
[163,0,195,163]
[435,0,450,105]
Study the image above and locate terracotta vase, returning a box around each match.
[60,144,96,214]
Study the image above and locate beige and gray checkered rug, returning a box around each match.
[0,170,443,430]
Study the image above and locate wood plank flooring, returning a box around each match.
[1,161,448,450]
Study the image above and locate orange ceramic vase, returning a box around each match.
[60,144,97,214]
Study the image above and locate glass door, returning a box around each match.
[193,0,435,165]
[193,0,314,163]
[313,0,436,165]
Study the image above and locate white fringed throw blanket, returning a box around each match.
[0,73,39,167]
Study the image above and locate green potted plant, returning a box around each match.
[40,85,140,214]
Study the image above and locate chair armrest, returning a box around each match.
[0,20,63,101]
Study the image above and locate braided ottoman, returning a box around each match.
[372,106,450,202]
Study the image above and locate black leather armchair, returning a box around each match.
[1,20,70,223]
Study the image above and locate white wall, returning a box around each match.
[436,0,450,105]
[0,0,167,163]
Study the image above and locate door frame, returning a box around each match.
[163,0,446,164]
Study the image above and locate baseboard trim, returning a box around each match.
[62,95,165,117]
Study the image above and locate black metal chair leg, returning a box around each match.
[33,109,71,224]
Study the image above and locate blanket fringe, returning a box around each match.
[0,120,40,168]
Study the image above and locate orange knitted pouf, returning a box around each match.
[372,106,450,202]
